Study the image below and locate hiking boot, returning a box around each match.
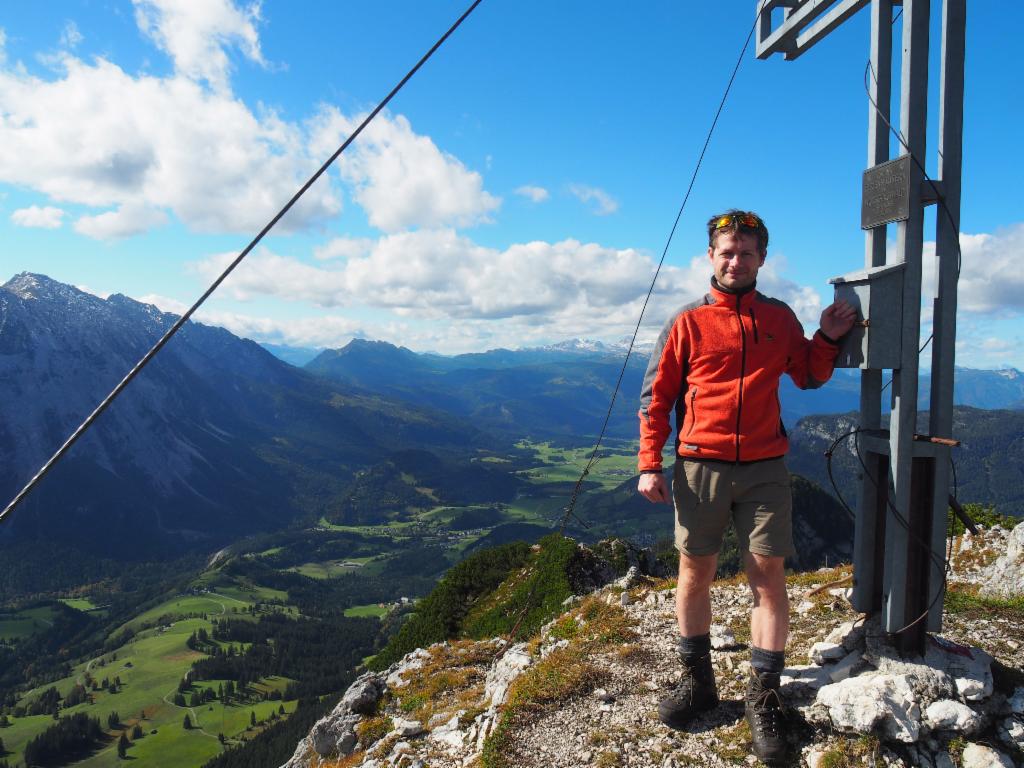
[657,651,718,728]
[745,671,787,764]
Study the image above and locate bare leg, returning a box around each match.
[676,552,719,637]
[745,552,788,651]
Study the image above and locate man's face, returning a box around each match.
[708,231,766,291]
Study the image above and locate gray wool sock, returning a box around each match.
[677,633,712,662]
[750,646,785,675]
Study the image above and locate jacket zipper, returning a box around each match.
[735,296,747,462]
[749,308,759,343]
[686,388,697,435]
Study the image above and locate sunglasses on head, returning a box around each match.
[713,213,764,231]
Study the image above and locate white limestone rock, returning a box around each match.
[978,522,1024,598]
[824,619,867,651]
[391,717,426,737]
[810,641,847,664]
[923,638,994,701]
[781,664,833,693]
[961,743,1015,768]
[924,700,983,735]
[997,716,1024,750]
[485,642,533,707]
[428,713,466,750]
[828,649,865,683]
[1008,687,1024,715]
[815,674,921,743]
[338,673,386,716]
[309,712,360,756]
[710,624,737,650]
[387,648,432,688]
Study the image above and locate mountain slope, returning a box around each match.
[0,273,484,557]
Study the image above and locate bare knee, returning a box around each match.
[677,552,717,595]
[745,553,787,606]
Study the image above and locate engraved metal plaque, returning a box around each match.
[861,154,912,229]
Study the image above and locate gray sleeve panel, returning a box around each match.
[638,295,711,418]
[756,294,829,390]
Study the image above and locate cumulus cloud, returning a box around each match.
[73,203,169,240]
[515,185,549,203]
[568,183,619,216]
[10,205,65,229]
[0,56,342,235]
[196,229,812,325]
[133,0,264,91]
[309,107,500,232]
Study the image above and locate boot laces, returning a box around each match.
[748,683,784,737]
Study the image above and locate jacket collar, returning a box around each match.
[709,277,758,307]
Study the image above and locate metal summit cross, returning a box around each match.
[755,0,966,655]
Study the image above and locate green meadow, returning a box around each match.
[0,604,56,643]
[4,589,299,768]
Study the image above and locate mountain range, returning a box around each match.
[0,273,483,557]
[2,272,1022,559]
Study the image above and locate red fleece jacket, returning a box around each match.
[638,282,839,469]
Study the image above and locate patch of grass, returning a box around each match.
[548,616,580,641]
[594,750,622,767]
[816,734,880,767]
[944,584,1024,622]
[356,715,393,749]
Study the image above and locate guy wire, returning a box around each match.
[0,0,486,526]
[499,2,771,655]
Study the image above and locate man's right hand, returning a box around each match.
[638,471,670,504]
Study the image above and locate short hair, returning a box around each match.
[707,209,769,253]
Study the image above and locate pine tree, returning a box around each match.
[117,732,129,759]
[131,724,143,739]
[183,714,192,730]
[249,711,256,727]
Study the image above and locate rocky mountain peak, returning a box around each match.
[3,272,92,303]
[283,525,1024,768]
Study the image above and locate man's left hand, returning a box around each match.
[819,300,857,340]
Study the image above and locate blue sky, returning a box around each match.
[1,1,1021,367]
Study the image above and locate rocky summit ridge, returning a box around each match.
[282,523,1024,768]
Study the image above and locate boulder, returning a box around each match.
[309,712,360,756]
[961,743,1015,768]
[978,522,1024,598]
[924,700,983,735]
[815,674,921,742]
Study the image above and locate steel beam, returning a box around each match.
[884,0,930,642]
[926,0,966,632]
[852,0,893,614]
[756,0,841,58]
[791,0,872,60]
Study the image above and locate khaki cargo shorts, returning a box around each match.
[672,457,794,558]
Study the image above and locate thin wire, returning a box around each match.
[555,0,768,537]
[499,2,769,653]
[828,427,950,636]
[0,0,486,526]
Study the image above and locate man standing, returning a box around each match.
[637,210,855,763]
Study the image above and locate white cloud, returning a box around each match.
[0,56,341,235]
[60,21,83,49]
[193,230,821,332]
[10,205,65,229]
[310,107,500,232]
[73,203,169,240]
[313,237,375,261]
[515,185,549,203]
[568,183,619,216]
[133,0,264,92]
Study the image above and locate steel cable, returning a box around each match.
[0,0,485,525]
